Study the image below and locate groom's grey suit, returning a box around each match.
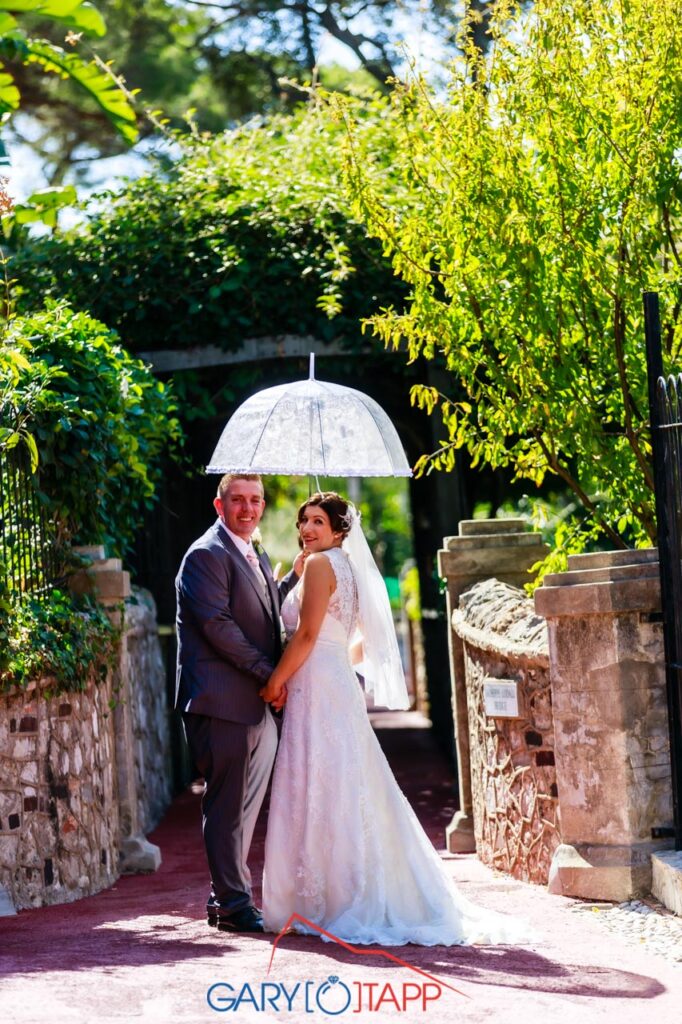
[175,519,296,919]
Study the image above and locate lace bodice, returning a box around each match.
[281,546,358,641]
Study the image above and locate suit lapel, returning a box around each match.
[259,551,280,616]
[214,523,274,619]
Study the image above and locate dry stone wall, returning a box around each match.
[453,579,559,884]
[0,677,119,909]
[122,591,172,836]
[0,584,170,911]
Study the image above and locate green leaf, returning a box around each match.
[24,431,39,472]
[25,41,137,142]
[0,65,20,112]
[6,184,78,228]
[0,12,17,33]
[0,1,105,37]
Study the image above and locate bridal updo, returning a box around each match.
[296,491,353,539]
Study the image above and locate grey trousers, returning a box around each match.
[183,708,277,915]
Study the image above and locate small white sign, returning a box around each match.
[483,678,520,719]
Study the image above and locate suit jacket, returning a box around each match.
[175,520,296,724]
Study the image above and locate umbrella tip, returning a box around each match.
[309,353,315,380]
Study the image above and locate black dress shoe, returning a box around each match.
[208,906,264,933]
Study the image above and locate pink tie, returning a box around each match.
[246,547,267,590]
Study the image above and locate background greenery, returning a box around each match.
[5,0,503,184]
[1,301,181,556]
[4,0,682,688]
[0,301,180,692]
[8,100,405,352]
[336,0,682,562]
[0,585,118,693]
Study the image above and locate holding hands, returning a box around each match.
[261,678,287,709]
[260,547,309,709]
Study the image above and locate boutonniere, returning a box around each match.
[252,529,264,557]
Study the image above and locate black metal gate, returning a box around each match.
[0,446,58,597]
[644,291,682,851]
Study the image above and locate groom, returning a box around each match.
[175,473,300,933]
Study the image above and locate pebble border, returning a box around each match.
[569,897,682,966]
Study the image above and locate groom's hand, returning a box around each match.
[293,550,307,577]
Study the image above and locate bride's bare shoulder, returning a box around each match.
[301,551,338,591]
[303,551,335,572]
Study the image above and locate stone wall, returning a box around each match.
[452,579,560,885]
[536,549,673,901]
[0,676,119,909]
[437,519,549,854]
[121,590,173,836]
[0,580,170,912]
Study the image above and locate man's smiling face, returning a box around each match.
[214,478,265,541]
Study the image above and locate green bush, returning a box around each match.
[0,586,118,695]
[0,301,182,558]
[8,103,406,355]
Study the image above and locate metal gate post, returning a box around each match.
[644,290,682,850]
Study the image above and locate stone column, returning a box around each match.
[70,548,161,874]
[535,548,674,900]
[437,520,549,853]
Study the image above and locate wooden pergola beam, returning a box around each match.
[138,336,375,373]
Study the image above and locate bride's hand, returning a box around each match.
[270,684,288,711]
[260,678,285,704]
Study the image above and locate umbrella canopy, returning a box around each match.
[207,356,411,477]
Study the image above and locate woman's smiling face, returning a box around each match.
[298,505,341,552]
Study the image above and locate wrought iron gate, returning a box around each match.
[644,291,682,851]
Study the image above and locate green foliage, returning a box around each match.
[400,564,421,622]
[5,184,77,229]
[0,301,182,556]
[490,492,609,589]
[0,585,118,694]
[9,101,406,352]
[0,0,137,142]
[0,1,105,38]
[5,0,478,183]
[337,0,682,551]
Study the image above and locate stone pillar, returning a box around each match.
[69,549,161,874]
[535,548,674,900]
[437,520,549,853]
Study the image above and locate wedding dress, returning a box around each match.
[262,546,527,946]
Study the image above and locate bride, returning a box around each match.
[260,491,527,946]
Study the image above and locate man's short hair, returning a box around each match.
[216,473,263,499]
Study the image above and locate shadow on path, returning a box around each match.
[0,710,669,1013]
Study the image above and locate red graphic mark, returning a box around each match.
[266,913,469,998]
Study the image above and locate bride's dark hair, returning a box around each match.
[296,491,352,538]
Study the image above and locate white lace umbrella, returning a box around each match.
[206,355,411,477]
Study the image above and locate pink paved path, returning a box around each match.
[1,709,681,1023]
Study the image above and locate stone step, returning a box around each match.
[651,849,682,916]
[439,545,547,579]
[543,560,661,588]
[71,544,106,561]
[458,518,528,537]
[89,558,123,572]
[567,548,658,571]
[69,568,131,601]
[443,532,545,552]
